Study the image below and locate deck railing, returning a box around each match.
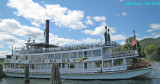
[4,59,11,63]
[14,41,117,54]
[104,41,117,46]
[4,65,126,74]
[103,50,138,59]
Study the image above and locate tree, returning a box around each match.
[122,37,133,51]
[144,44,160,62]
[122,37,141,57]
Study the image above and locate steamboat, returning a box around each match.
[3,20,151,79]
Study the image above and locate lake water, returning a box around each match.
[0,77,160,84]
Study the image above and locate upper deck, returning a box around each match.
[14,41,117,55]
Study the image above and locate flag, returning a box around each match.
[132,37,137,46]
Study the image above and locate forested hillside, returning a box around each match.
[139,37,160,47]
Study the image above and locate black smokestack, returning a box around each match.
[104,26,110,42]
[45,20,49,44]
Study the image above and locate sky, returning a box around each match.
[0,0,160,58]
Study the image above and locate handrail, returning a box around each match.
[103,50,138,59]
[4,65,126,74]
[14,41,117,54]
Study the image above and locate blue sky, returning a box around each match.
[0,0,160,58]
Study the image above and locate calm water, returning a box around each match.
[0,77,160,84]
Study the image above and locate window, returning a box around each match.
[84,51,92,57]
[28,55,35,61]
[78,52,83,58]
[104,60,112,67]
[62,63,65,68]
[16,56,20,60]
[62,53,69,59]
[95,61,101,67]
[87,51,92,57]
[55,53,61,59]
[20,56,25,60]
[48,54,54,60]
[84,63,87,69]
[70,52,77,58]
[93,49,101,57]
[25,56,28,60]
[113,59,123,66]
[31,64,35,69]
[70,64,74,68]
[35,55,41,61]
[12,56,16,60]
[42,54,47,60]
[58,63,61,68]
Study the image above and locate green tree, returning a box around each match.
[122,37,141,56]
[144,44,160,62]
[122,37,133,51]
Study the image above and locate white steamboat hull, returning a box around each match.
[4,68,151,79]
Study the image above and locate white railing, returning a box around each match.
[4,59,11,63]
[103,65,127,72]
[103,50,138,59]
[14,41,118,54]
[4,65,127,74]
[104,41,117,46]
[14,42,104,54]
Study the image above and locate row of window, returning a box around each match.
[5,59,124,69]
[12,49,101,60]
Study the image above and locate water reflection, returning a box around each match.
[0,77,160,84]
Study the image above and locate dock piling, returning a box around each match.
[24,64,30,83]
[50,63,62,84]
[0,64,3,78]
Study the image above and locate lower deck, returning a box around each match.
[4,68,152,79]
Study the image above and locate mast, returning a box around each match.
[133,30,138,51]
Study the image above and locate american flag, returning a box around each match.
[132,37,137,46]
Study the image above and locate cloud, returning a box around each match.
[82,38,100,43]
[0,18,101,47]
[0,19,43,39]
[122,12,127,16]
[0,33,26,48]
[85,16,93,25]
[115,12,127,17]
[49,33,82,46]
[49,33,101,46]
[111,34,126,41]
[147,23,160,32]
[0,44,4,48]
[93,16,106,22]
[82,22,126,41]
[7,0,86,29]
[152,33,160,38]
[0,51,11,58]
[82,22,116,36]
[119,0,124,2]
[120,42,126,45]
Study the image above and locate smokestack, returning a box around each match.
[45,20,49,44]
[104,26,110,42]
